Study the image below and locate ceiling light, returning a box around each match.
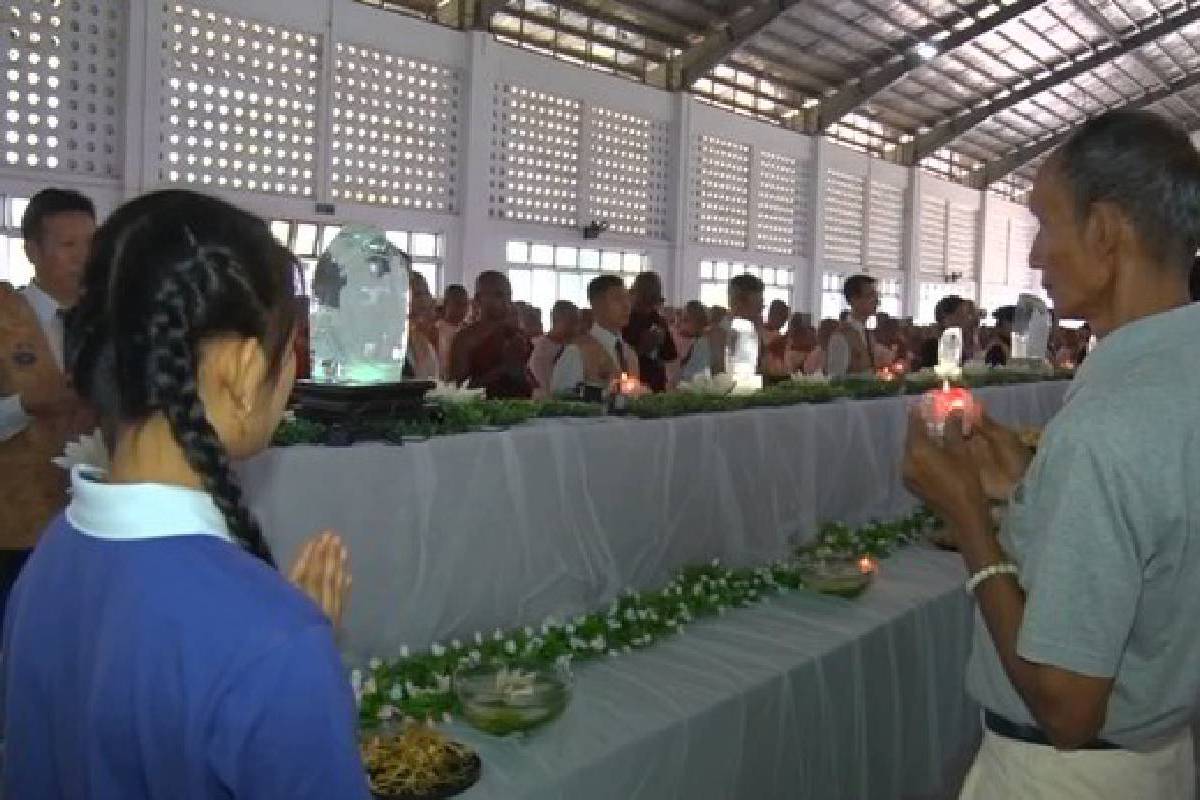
[915,42,938,59]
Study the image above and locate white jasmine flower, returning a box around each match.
[389,684,404,701]
[398,646,409,659]
[435,674,452,693]
[590,635,605,651]
[474,631,484,645]
[451,639,462,650]
[493,628,504,642]
[378,705,395,721]
[364,678,378,695]
[607,618,621,630]
[430,642,446,657]
[504,640,517,655]
[53,427,109,473]
[368,657,383,670]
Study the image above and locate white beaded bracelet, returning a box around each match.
[965,563,1019,595]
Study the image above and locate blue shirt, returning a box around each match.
[2,467,370,799]
[967,302,1200,748]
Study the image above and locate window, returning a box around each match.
[272,219,444,294]
[330,43,460,211]
[699,260,793,312]
[820,271,847,321]
[0,194,32,286]
[917,281,974,325]
[159,4,322,196]
[506,239,647,326]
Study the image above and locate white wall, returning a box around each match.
[0,0,1037,316]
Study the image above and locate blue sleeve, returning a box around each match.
[208,624,370,800]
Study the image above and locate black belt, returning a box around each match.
[984,710,1121,751]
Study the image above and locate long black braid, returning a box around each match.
[69,191,297,567]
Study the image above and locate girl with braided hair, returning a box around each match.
[3,191,370,798]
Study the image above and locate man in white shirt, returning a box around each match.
[826,274,891,376]
[708,273,765,375]
[0,188,97,618]
[528,300,578,399]
[550,275,637,395]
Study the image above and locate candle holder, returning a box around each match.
[607,373,645,415]
[796,552,876,598]
[920,381,980,437]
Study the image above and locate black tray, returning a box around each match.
[291,380,434,424]
[372,752,481,800]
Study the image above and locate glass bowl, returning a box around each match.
[455,661,571,736]
[797,554,874,598]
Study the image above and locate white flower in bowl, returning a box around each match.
[426,380,486,405]
[52,428,109,473]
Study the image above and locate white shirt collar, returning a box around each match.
[66,465,234,543]
[588,323,623,353]
[847,316,867,334]
[20,281,65,368]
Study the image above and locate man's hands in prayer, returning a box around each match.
[970,414,1035,502]
[902,409,989,534]
[289,530,352,627]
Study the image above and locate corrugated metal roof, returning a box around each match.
[362,0,1200,199]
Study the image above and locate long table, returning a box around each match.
[241,382,1069,799]
[242,382,1068,661]
[453,547,977,800]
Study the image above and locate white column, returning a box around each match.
[804,138,828,315]
[455,31,496,291]
[903,167,922,319]
[667,94,694,306]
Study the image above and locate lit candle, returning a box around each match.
[618,372,641,396]
[922,380,979,435]
[876,366,896,381]
[858,556,877,575]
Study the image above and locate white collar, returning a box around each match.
[21,281,62,326]
[847,316,868,333]
[66,465,234,543]
[588,322,623,352]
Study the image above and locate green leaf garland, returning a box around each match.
[353,506,940,728]
[276,370,1069,446]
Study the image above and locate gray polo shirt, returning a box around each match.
[966,302,1200,749]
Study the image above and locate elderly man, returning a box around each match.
[905,111,1200,798]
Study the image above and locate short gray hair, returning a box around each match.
[1052,110,1200,273]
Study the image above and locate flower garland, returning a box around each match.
[275,369,1071,447]
[354,507,939,728]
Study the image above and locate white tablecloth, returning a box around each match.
[452,547,977,800]
[242,382,1067,661]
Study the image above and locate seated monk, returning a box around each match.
[447,271,533,398]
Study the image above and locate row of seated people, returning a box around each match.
[406,271,1090,399]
